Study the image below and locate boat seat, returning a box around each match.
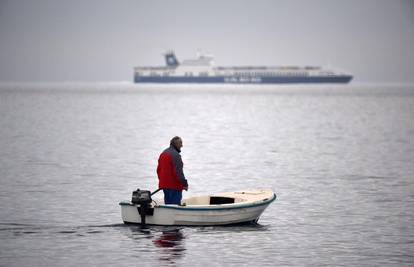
[209,196,235,205]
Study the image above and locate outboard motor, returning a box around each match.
[131,189,152,227]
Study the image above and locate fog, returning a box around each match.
[1,0,413,83]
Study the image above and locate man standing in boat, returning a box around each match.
[157,136,188,205]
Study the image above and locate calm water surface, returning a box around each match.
[0,83,413,266]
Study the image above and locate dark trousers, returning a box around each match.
[163,189,182,205]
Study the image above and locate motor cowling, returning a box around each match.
[131,189,152,205]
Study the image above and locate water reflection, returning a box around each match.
[123,225,186,264]
[153,228,185,263]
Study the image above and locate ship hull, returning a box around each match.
[134,75,353,84]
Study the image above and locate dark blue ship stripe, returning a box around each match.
[134,75,353,84]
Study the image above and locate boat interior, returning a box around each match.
[181,195,244,206]
[152,190,273,206]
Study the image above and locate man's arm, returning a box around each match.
[173,154,188,189]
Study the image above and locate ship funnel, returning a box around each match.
[165,52,179,67]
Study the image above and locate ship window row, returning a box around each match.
[183,72,210,76]
[147,71,174,76]
[320,72,335,76]
[220,72,309,77]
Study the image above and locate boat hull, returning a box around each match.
[134,75,352,84]
[119,190,276,226]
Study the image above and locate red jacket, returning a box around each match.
[157,146,188,191]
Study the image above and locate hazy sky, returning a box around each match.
[1,0,413,83]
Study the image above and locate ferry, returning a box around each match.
[134,51,353,84]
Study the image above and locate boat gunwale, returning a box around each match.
[119,193,276,211]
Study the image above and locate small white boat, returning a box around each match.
[119,189,276,226]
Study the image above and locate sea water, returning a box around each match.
[0,83,413,266]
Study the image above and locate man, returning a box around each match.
[157,136,188,205]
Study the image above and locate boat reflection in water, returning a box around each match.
[123,225,186,265]
[153,228,186,263]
